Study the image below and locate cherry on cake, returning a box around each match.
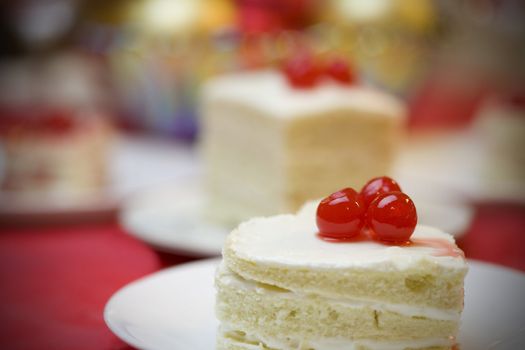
[201,59,406,225]
[215,178,468,350]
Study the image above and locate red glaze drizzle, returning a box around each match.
[316,229,464,259]
[411,238,465,258]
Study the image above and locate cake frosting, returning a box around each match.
[204,69,406,119]
[228,203,465,271]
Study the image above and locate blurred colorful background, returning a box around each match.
[0,0,524,349]
[1,0,523,136]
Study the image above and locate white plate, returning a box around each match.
[120,182,229,256]
[105,259,220,350]
[105,259,525,350]
[398,178,474,238]
[393,130,525,204]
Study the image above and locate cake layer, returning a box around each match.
[216,264,459,342]
[217,328,453,350]
[223,205,467,311]
[201,101,287,224]
[282,108,402,209]
[204,106,401,223]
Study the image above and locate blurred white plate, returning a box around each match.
[415,201,474,238]
[105,259,525,350]
[120,181,229,256]
[398,177,475,238]
[393,130,525,204]
[0,190,119,224]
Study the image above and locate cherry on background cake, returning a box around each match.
[201,56,407,225]
[215,177,468,350]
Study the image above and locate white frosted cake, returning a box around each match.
[201,69,406,224]
[216,202,468,350]
[474,97,525,198]
[0,110,112,199]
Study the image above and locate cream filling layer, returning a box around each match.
[220,326,454,350]
[217,263,460,321]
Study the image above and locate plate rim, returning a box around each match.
[119,183,227,257]
[104,258,221,349]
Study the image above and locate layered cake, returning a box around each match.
[0,54,114,205]
[474,94,525,198]
[201,59,406,224]
[216,177,468,350]
[0,108,112,200]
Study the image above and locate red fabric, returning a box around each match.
[0,204,523,350]
[457,203,525,272]
[0,224,160,350]
[408,67,490,129]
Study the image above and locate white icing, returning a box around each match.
[220,326,454,350]
[228,202,467,271]
[217,263,460,321]
[204,70,406,119]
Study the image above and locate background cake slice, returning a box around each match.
[201,69,406,225]
[216,202,468,350]
[1,109,112,199]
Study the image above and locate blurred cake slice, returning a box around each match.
[474,95,525,199]
[201,69,406,225]
[0,53,114,207]
[216,203,468,350]
[0,108,112,200]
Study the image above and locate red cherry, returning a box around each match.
[316,188,366,240]
[360,176,402,207]
[282,52,321,89]
[325,58,355,84]
[366,191,417,244]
